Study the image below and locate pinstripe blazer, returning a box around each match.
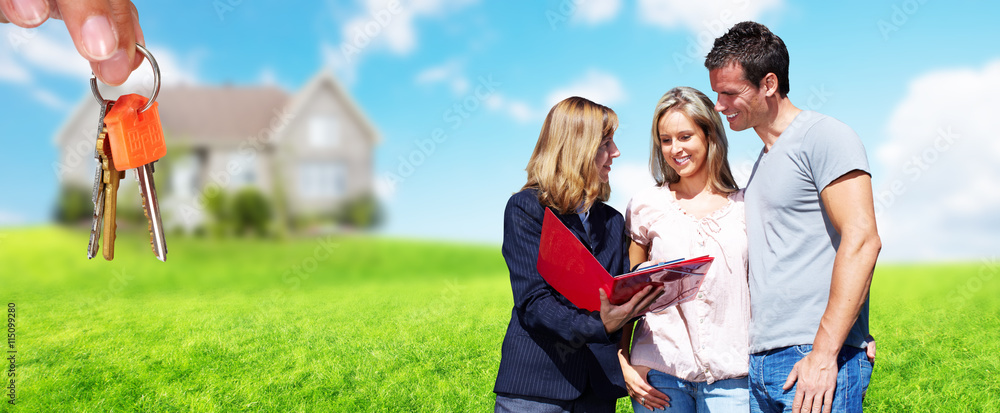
[493,188,631,401]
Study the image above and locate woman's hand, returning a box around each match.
[622,363,670,410]
[599,285,662,334]
[634,260,658,270]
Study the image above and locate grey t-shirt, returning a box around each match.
[745,110,871,353]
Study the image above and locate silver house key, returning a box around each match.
[89,43,168,262]
[87,99,115,259]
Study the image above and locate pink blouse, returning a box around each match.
[625,186,749,383]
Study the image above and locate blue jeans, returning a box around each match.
[631,369,749,413]
[749,345,873,413]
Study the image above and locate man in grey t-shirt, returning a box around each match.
[705,22,881,413]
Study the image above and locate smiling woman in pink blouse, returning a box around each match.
[618,87,749,412]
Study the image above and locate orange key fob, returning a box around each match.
[104,93,167,171]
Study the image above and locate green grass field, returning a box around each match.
[1,227,997,412]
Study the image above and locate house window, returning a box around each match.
[228,152,256,188]
[309,116,340,148]
[170,155,199,198]
[298,162,345,199]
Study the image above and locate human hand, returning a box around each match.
[599,285,662,334]
[866,334,876,364]
[782,350,839,413]
[0,0,145,86]
[634,260,665,270]
[623,363,670,410]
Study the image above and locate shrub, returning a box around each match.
[232,188,272,237]
[54,185,93,224]
[204,189,230,237]
[338,193,383,229]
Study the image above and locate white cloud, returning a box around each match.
[82,44,201,104]
[874,59,1000,261]
[415,59,468,95]
[144,46,201,86]
[31,88,68,110]
[0,22,200,109]
[637,0,782,33]
[485,94,541,124]
[573,0,622,25]
[608,161,656,213]
[374,173,398,201]
[0,209,25,226]
[729,153,756,188]
[507,101,536,123]
[8,25,92,79]
[546,69,626,107]
[330,0,478,81]
[483,70,627,125]
[0,45,31,83]
[322,42,357,85]
[341,0,415,56]
[258,67,278,86]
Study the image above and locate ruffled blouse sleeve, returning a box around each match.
[626,189,654,247]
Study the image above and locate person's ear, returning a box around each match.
[762,73,779,97]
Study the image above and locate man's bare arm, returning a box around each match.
[784,170,882,413]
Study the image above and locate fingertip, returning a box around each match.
[782,377,795,390]
[96,49,130,86]
[3,0,49,27]
[130,4,145,47]
[81,15,118,60]
[131,53,145,71]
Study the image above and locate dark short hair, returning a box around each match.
[705,21,790,97]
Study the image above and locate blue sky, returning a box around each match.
[1,0,997,262]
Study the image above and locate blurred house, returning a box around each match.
[53,70,380,233]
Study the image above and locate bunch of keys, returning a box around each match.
[87,43,168,262]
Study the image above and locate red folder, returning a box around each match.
[536,208,712,313]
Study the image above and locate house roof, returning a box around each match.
[157,85,289,142]
[275,70,381,145]
[54,69,380,148]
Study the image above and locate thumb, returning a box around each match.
[599,288,610,309]
[625,285,653,309]
[782,365,798,391]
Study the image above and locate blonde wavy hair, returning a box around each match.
[649,87,738,193]
[522,96,618,214]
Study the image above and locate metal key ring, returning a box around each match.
[90,43,160,113]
